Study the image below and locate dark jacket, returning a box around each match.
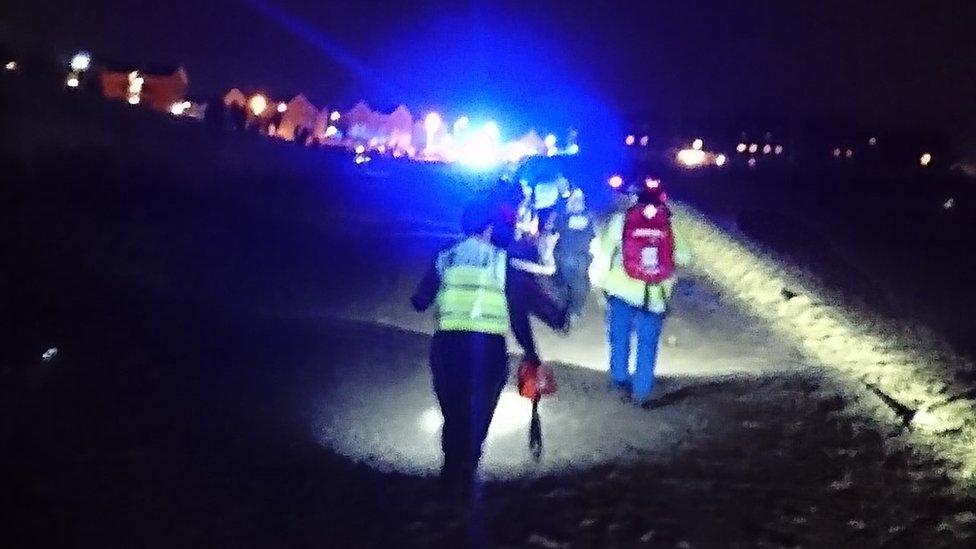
[552,208,595,261]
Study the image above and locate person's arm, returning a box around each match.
[510,258,557,276]
[411,259,441,312]
[591,212,622,288]
[506,270,540,363]
[509,238,556,275]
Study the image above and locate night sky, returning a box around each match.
[6,0,976,133]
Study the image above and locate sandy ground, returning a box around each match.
[3,91,975,545]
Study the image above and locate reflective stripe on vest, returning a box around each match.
[435,244,509,335]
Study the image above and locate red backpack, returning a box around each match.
[621,203,675,283]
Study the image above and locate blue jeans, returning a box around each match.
[606,295,665,403]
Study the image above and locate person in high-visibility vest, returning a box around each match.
[412,199,559,491]
[592,178,691,406]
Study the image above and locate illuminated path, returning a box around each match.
[299,222,808,478]
[302,202,976,489]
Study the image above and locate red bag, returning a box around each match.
[517,360,557,400]
[622,203,675,283]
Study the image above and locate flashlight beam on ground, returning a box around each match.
[670,202,976,484]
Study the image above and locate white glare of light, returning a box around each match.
[736,143,747,153]
[354,154,371,165]
[833,148,842,158]
[676,148,706,167]
[170,101,190,115]
[424,112,442,133]
[692,138,703,150]
[920,152,932,167]
[625,135,635,146]
[944,197,955,210]
[330,110,341,122]
[66,75,80,88]
[484,392,532,438]
[868,137,877,146]
[418,393,529,439]
[774,145,784,155]
[457,133,500,169]
[420,408,443,432]
[566,143,580,155]
[277,102,288,113]
[845,149,854,159]
[608,175,624,189]
[544,134,557,148]
[748,157,757,168]
[70,52,91,72]
[643,204,659,219]
[762,144,772,154]
[127,71,144,94]
[484,121,501,141]
[645,177,661,189]
[324,125,338,138]
[377,145,386,154]
[5,61,17,71]
[249,94,268,116]
[715,154,727,167]
[41,347,59,362]
[425,113,442,152]
[354,144,366,154]
[546,147,557,157]
[748,144,758,153]
[453,116,469,134]
[127,95,140,105]
[640,135,649,147]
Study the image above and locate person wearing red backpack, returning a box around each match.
[593,176,691,405]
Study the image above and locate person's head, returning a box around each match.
[461,199,516,247]
[492,177,524,210]
[566,188,586,213]
[636,177,667,207]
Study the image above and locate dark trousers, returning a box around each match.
[556,253,592,317]
[430,331,509,484]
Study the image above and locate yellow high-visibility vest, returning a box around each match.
[435,238,509,335]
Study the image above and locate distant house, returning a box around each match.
[276,94,319,142]
[99,63,189,112]
[386,105,414,153]
[223,88,247,109]
[345,101,374,140]
[312,108,332,143]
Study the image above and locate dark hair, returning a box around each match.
[636,188,665,207]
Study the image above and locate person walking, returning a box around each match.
[411,199,558,492]
[593,178,690,405]
[552,188,596,328]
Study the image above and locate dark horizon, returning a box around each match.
[5,0,976,135]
